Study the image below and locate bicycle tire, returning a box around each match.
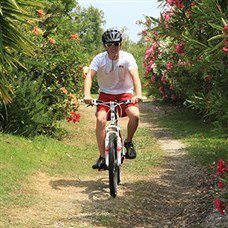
[117,166,121,184]
[108,133,118,197]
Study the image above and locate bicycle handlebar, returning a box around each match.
[91,99,132,106]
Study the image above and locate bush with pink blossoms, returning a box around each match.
[141,0,228,128]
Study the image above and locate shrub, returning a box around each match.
[140,0,228,127]
[0,77,54,137]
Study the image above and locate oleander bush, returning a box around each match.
[140,0,228,128]
[0,0,105,137]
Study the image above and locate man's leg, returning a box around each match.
[96,110,107,158]
[125,106,140,142]
[92,110,107,169]
[124,106,140,159]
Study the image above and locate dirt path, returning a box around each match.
[7,101,226,227]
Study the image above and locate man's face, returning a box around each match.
[105,42,121,54]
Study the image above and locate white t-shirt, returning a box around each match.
[89,50,138,94]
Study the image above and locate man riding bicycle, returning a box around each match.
[84,29,142,169]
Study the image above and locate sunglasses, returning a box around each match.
[105,42,120,47]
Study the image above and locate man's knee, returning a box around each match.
[126,107,140,121]
[96,111,107,126]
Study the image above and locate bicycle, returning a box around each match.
[91,99,132,198]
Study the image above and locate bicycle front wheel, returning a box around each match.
[108,133,118,198]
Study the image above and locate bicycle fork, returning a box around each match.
[105,127,123,168]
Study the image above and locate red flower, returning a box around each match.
[71,34,80,41]
[214,198,225,215]
[204,75,212,81]
[224,25,228,35]
[32,26,42,35]
[48,37,56,44]
[190,2,196,7]
[218,180,224,189]
[37,9,44,19]
[67,112,80,123]
[216,159,226,176]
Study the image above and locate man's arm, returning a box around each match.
[129,68,142,103]
[84,69,97,104]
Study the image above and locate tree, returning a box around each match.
[0,0,42,103]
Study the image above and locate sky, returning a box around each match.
[77,0,162,43]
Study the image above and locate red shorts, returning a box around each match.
[96,92,139,120]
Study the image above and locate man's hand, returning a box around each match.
[131,95,143,104]
[84,96,93,105]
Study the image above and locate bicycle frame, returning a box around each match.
[92,100,131,167]
[91,99,131,197]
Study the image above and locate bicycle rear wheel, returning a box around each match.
[108,133,118,198]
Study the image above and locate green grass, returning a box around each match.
[1,99,226,227]
[124,127,164,175]
[156,103,228,165]
[0,130,95,208]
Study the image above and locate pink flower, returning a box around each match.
[145,36,151,42]
[154,31,158,36]
[163,10,173,22]
[190,2,196,7]
[223,47,228,52]
[176,44,184,54]
[167,62,173,70]
[166,0,176,6]
[152,42,158,51]
[145,47,153,59]
[214,198,225,215]
[218,180,224,189]
[151,75,156,83]
[161,75,167,84]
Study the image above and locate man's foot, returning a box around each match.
[92,156,106,169]
[124,141,136,159]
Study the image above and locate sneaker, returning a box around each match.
[92,156,106,169]
[124,141,136,159]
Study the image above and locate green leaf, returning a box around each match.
[207,40,224,53]
[208,23,223,31]
[182,34,208,48]
[208,34,226,42]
